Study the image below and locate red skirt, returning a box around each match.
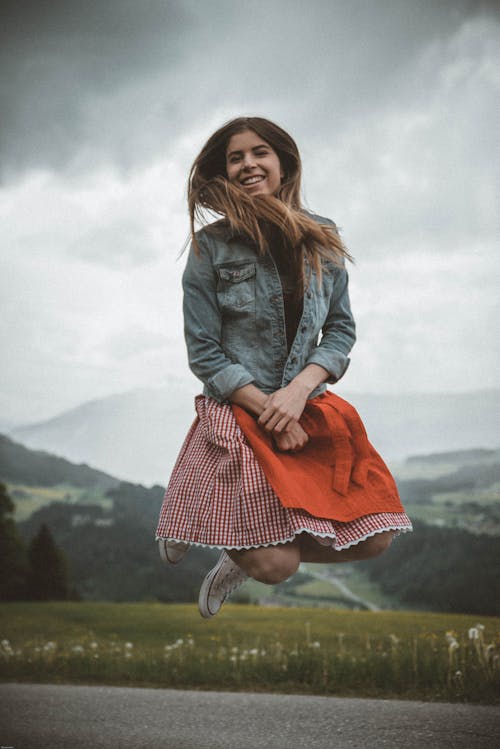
[155,393,412,550]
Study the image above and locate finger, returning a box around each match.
[272,416,292,434]
[264,412,285,432]
[258,407,272,425]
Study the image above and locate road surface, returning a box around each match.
[0,683,499,748]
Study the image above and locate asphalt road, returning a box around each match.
[0,683,499,749]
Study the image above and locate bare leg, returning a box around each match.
[227,541,301,585]
[226,531,394,584]
[299,530,396,563]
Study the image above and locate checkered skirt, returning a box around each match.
[155,395,412,551]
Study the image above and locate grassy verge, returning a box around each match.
[8,482,112,521]
[0,602,498,703]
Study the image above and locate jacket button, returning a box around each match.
[306,291,312,299]
[291,356,297,364]
[301,325,307,333]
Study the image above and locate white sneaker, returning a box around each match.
[158,539,190,565]
[198,551,248,619]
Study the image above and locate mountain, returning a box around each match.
[10,378,198,486]
[2,437,499,612]
[406,448,497,465]
[0,433,120,490]
[344,389,500,464]
[9,385,500,487]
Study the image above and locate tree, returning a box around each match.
[0,482,28,600]
[27,523,70,600]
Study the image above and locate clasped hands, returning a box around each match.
[258,381,310,453]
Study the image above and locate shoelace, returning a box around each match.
[213,562,247,597]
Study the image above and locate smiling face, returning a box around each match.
[225,129,283,196]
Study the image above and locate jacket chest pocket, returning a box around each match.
[216,263,256,310]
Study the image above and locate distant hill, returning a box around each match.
[406,448,497,465]
[9,385,500,486]
[0,433,120,490]
[359,519,500,615]
[345,389,500,465]
[10,378,198,486]
[2,438,499,613]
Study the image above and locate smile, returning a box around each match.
[240,175,265,185]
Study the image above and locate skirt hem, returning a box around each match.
[155,521,412,552]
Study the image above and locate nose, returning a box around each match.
[241,152,257,170]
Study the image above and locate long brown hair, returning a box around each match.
[187,117,352,283]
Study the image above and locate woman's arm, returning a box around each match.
[230,383,309,451]
[182,238,256,401]
[257,363,329,433]
[229,382,268,416]
[305,264,356,383]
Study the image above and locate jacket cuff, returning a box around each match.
[305,350,351,384]
[207,364,255,402]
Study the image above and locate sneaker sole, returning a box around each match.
[198,554,227,619]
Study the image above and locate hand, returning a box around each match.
[272,419,309,452]
[258,381,309,433]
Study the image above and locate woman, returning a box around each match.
[156,116,411,618]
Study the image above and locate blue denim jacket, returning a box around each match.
[182,212,356,403]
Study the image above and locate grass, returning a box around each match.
[0,602,498,703]
[337,567,404,610]
[7,483,113,521]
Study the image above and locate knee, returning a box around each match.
[360,531,395,559]
[252,557,299,585]
[233,548,300,585]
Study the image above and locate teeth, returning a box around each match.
[242,176,264,185]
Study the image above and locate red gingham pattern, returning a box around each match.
[156,396,412,551]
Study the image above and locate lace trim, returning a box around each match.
[155,522,412,552]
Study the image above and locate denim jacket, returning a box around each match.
[182,212,356,403]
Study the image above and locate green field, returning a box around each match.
[0,602,498,703]
[8,482,112,521]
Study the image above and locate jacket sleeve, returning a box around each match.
[182,236,255,401]
[305,263,356,384]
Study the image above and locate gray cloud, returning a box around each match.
[2,0,498,182]
[1,0,499,423]
[0,0,194,179]
[71,219,158,268]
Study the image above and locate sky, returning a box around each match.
[1,0,499,425]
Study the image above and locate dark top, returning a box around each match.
[268,241,303,353]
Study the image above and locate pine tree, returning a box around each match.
[27,523,69,600]
[0,482,28,600]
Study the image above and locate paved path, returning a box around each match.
[0,683,499,749]
[305,567,380,611]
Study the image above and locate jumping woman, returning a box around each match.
[156,116,412,618]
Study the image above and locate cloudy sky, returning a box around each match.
[1,0,499,425]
